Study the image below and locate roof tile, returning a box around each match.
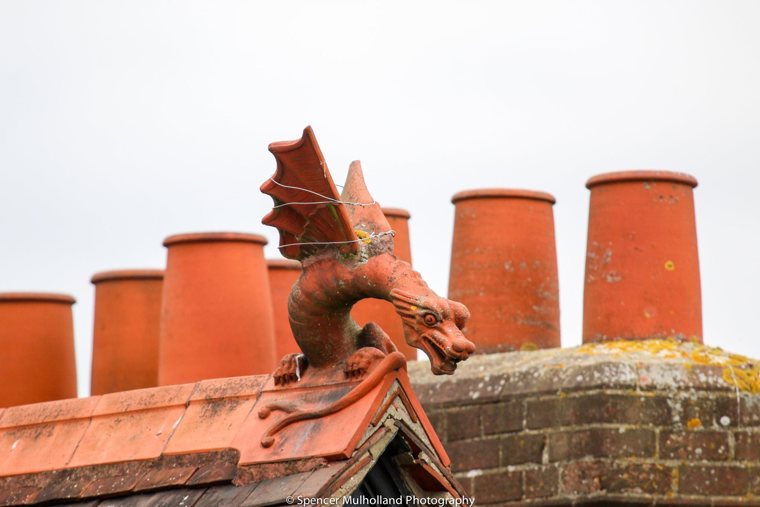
[92,383,195,415]
[68,405,186,466]
[133,464,197,492]
[233,378,389,465]
[0,474,43,505]
[190,375,267,401]
[291,461,346,498]
[164,397,257,455]
[0,396,99,428]
[241,470,314,507]
[193,484,258,507]
[77,461,148,499]
[96,487,206,506]
[0,417,91,476]
[34,466,111,503]
[0,368,458,504]
[186,452,239,486]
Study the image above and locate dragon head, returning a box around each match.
[391,288,475,375]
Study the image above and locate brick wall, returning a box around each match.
[408,342,760,506]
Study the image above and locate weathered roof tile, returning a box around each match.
[68,405,186,467]
[185,450,239,485]
[77,461,148,499]
[98,488,205,506]
[164,396,258,456]
[193,484,258,507]
[240,470,314,507]
[190,376,267,401]
[0,417,90,476]
[92,384,194,416]
[290,461,346,498]
[233,378,389,465]
[132,464,197,492]
[0,395,100,429]
[0,370,463,505]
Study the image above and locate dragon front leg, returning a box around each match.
[345,322,399,379]
[273,353,308,386]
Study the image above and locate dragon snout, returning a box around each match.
[450,336,475,357]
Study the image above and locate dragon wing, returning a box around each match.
[261,126,359,260]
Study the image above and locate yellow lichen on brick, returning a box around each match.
[579,338,760,393]
[687,418,702,429]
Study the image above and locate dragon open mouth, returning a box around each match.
[422,334,461,375]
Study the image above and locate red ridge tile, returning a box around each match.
[0,397,99,429]
[164,397,257,456]
[190,376,267,402]
[0,416,93,476]
[68,405,187,467]
[233,378,389,465]
[92,383,195,415]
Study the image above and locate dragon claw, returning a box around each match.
[273,353,308,386]
[345,347,386,379]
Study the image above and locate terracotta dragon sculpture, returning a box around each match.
[258,126,475,447]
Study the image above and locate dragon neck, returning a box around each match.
[288,252,430,367]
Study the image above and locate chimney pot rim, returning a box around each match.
[0,292,76,304]
[381,207,411,219]
[586,170,698,189]
[451,188,556,205]
[267,258,302,270]
[163,232,268,247]
[91,269,165,284]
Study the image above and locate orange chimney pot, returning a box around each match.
[0,292,77,407]
[583,170,702,343]
[159,232,277,385]
[448,189,561,353]
[90,269,164,395]
[267,259,302,358]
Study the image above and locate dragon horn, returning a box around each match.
[341,161,392,236]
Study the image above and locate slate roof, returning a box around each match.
[0,369,465,505]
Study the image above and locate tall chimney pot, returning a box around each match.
[267,259,301,358]
[583,170,702,343]
[448,189,561,353]
[90,269,164,394]
[159,232,277,384]
[0,292,77,407]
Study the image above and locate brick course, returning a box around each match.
[409,346,760,506]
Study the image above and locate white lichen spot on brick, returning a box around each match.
[720,415,731,426]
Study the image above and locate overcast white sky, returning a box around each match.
[1,1,759,395]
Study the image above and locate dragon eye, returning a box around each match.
[422,313,439,327]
